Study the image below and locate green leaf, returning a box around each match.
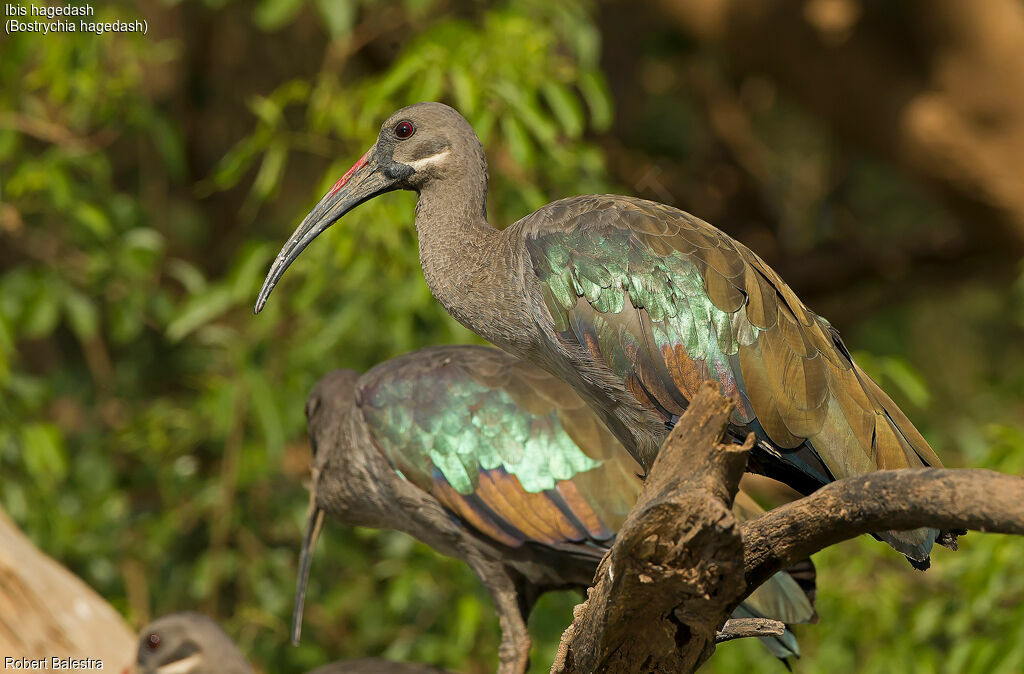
[63,288,99,340]
[542,82,584,138]
[149,115,187,182]
[109,298,144,344]
[472,108,497,146]
[270,79,312,108]
[0,129,19,161]
[0,312,12,381]
[314,0,355,39]
[500,115,534,167]
[247,370,285,453]
[495,82,557,146]
[75,203,112,239]
[166,286,234,342]
[167,259,208,295]
[209,137,264,191]
[411,66,444,105]
[229,243,275,301]
[123,228,165,254]
[881,357,931,408]
[450,68,477,117]
[855,353,931,409]
[250,142,288,204]
[248,95,283,127]
[21,279,61,338]
[21,423,67,486]
[579,70,613,131]
[253,0,305,31]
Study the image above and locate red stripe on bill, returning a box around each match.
[328,151,370,196]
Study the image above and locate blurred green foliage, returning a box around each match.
[1,0,1022,672]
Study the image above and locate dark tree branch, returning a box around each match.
[715,617,785,643]
[550,384,1024,673]
[741,468,1024,592]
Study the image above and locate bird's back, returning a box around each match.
[514,194,948,564]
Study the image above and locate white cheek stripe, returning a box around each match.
[407,149,451,171]
[156,654,204,674]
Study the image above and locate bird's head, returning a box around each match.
[135,613,250,674]
[304,367,363,479]
[255,102,484,314]
[292,367,388,647]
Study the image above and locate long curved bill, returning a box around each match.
[255,147,391,314]
[291,499,325,646]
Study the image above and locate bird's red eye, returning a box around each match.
[146,633,161,651]
[394,121,415,139]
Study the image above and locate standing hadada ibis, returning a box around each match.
[256,101,959,567]
[294,345,817,673]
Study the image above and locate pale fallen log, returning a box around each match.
[0,506,134,673]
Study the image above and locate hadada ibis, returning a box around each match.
[135,612,448,674]
[295,345,817,673]
[256,102,959,568]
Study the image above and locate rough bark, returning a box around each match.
[551,382,754,673]
[741,468,1024,592]
[650,0,1024,250]
[714,617,785,643]
[0,507,135,673]
[550,383,1024,674]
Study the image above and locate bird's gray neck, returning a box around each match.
[414,179,530,350]
[200,627,254,674]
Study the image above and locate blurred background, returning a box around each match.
[2,0,1023,671]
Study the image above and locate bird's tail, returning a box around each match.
[857,367,962,566]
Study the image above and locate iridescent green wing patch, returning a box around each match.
[356,355,620,547]
[526,214,755,425]
[359,366,602,494]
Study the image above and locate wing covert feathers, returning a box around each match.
[357,346,636,550]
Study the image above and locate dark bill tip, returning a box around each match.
[254,148,387,315]
[253,205,327,316]
[292,504,325,646]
